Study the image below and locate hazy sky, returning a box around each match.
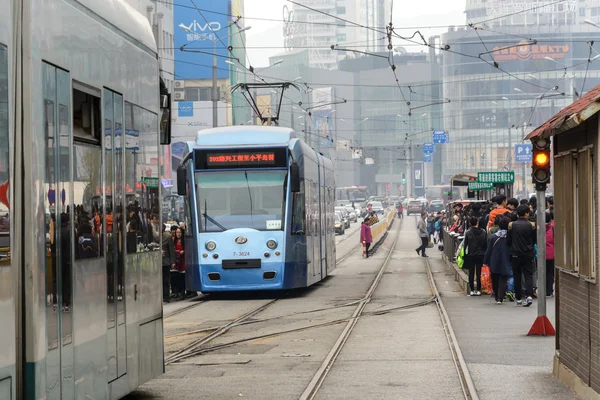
[244,0,466,67]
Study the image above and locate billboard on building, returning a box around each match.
[172,100,227,139]
[174,0,231,79]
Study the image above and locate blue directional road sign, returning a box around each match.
[422,142,435,154]
[423,153,433,163]
[515,143,533,163]
[432,129,449,144]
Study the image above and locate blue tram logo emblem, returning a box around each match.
[235,236,248,244]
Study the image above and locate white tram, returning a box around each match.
[1,0,172,398]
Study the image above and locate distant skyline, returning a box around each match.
[244,0,465,67]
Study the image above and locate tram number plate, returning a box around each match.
[233,252,250,257]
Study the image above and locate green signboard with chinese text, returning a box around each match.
[468,181,494,190]
[477,171,514,184]
[142,177,159,189]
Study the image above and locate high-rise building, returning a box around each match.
[440,0,600,196]
[287,0,390,69]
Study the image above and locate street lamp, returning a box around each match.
[585,19,600,28]
[178,24,251,127]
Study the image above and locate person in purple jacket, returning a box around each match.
[360,217,373,258]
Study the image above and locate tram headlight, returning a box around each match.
[266,239,278,250]
[205,241,217,251]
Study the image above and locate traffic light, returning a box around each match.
[401,172,406,185]
[531,136,551,191]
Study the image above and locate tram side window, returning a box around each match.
[0,45,9,261]
[72,86,102,259]
[124,102,160,251]
[291,179,305,235]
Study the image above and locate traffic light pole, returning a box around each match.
[528,135,555,336]
[528,188,554,335]
[536,190,547,317]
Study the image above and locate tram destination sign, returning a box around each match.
[468,181,494,190]
[477,171,515,184]
[195,148,288,170]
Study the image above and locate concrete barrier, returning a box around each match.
[370,208,396,244]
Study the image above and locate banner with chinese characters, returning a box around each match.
[478,171,515,184]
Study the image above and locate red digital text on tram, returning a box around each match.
[207,153,276,164]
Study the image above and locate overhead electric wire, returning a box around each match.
[580,42,595,98]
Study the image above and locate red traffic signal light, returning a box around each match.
[531,137,551,189]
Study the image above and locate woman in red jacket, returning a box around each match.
[360,217,373,258]
[546,212,555,296]
[171,227,186,300]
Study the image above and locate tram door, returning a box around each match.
[311,181,319,278]
[104,89,127,382]
[42,63,74,400]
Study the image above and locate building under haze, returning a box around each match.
[440,0,600,196]
[286,0,391,70]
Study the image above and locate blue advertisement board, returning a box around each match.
[174,0,231,79]
[178,101,194,117]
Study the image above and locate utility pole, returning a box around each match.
[212,40,218,128]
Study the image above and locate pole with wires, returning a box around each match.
[212,40,218,128]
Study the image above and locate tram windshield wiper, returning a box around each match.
[244,171,254,226]
[204,199,227,232]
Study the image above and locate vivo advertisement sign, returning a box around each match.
[174,0,230,79]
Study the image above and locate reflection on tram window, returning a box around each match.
[124,102,160,252]
[0,45,9,263]
[72,86,102,260]
[291,179,305,235]
[43,62,59,350]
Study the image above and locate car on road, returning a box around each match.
[428,200,445,213]
[344,205,358,222]
[407,200,425,215]
[369,201,385,214]
[335,207,351,228]
[334,213,345,235]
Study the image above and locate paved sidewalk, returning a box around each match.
[429,253,580,399]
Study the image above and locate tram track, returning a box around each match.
[163,295,208,319]
[298,216,479,400]
[424,256,479,400]
[298,217,402,400]
[163,217,392,366]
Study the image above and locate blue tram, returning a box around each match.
[176,127,336,292]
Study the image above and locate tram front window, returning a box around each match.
[195,170,286,232]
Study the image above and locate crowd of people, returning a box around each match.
[447,195,554,306]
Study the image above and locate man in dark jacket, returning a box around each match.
[464,216,488,296]
[507,204,537,307]
[484,216,512,304]
[162,223,176,303]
